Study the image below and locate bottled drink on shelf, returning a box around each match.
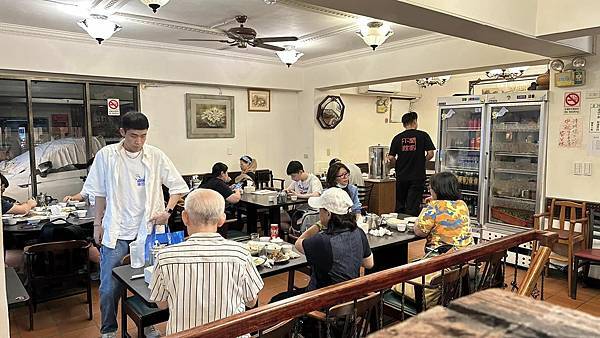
[470,137,476,149]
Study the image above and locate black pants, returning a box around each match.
[395,179,425,216]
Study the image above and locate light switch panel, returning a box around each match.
[584,162,592,176]
[574,162,583,175]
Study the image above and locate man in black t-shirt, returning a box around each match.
[199,162,241,205]
[388,112,436,216]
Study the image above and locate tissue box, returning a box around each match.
[144,265,154,285]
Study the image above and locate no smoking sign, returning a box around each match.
[564,92,580,115]
[107,98,120,116]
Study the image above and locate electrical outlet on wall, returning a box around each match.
[227,147,232,155]
[584,162,592,176]
[326,148,331,156]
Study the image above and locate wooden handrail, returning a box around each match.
[169,230,557,338]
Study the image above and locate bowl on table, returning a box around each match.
[75,210,87,218]
[259,236,271,242]
[281,243,294,254]
[74,202,86,208]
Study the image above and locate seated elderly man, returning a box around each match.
[149,188,264,335]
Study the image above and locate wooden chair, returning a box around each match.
[256,318,299,338]
[383,265,469,319]
[23,240,92,330]
[356,185,374,214]
[121,255,170,338]
[256,170,285,191]
[307,293,381,338]
[571,209,600,299]
[533,199,589,296]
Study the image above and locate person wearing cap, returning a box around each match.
[296,188,374,291]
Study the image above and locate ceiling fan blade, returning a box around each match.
[254,43,285,51]
[255,36,299,43]
[178,38,231,43]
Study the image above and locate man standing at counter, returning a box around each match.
[387,112,435,216]
[84,112,189,338]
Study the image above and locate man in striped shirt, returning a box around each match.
[149,188,264,335]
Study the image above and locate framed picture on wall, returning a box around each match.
[185,93,235,139]
[247,89,270,112]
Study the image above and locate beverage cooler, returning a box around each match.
[437,91,548,267]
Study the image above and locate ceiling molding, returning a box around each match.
[277,0,359,20]
[112,12,223,36]
[298,23,357,43]
[299,33,450,66]
[0,22,282,65]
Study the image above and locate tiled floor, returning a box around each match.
[6,240,600,337]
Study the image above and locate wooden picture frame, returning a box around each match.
[185,93,235,139]
[247,89,271,112]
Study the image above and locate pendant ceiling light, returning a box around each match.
[140,0,171,13]
[486,66,529,80]
[77,14,122,44]
[356,21,393,50]
[416,75,451,88]
[276,45,304,67]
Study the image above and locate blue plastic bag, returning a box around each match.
[145,224,185,264]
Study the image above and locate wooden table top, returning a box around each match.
[370,288,600,338]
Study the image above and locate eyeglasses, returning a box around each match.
[336,172,350,178]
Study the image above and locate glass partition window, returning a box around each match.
[0,79,30,200]
[90,84,137,145]
[0,78,138,200]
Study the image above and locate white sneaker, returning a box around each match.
[100,332,117,338]
[144,325,162,338]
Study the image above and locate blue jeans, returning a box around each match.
[100,239,131,334]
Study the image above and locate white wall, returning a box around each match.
[140,84,304,180]
[545,55,600,202]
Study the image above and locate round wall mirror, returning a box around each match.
[317,95,345,129]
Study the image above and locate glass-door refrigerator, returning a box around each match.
[436,95,486,225]
[483,91,548,231]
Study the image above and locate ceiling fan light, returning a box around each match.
[276,45,303,67]
[77,14,122,44]
[356,21,393,50]
[139,0,171,13]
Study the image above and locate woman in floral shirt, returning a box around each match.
[414,172,473,253]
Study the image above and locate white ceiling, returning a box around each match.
[0,0,431,61]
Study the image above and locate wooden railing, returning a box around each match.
[169,230,557,338]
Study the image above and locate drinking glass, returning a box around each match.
[250,233,259,241]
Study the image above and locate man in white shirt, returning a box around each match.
[284,160,323,198]
[149,188,264,335]
[84,112,189,338]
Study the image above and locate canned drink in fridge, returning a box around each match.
[270,224,279,239]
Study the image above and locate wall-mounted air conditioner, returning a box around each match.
[357,83,421,100]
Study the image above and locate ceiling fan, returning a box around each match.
[178,15,298,51]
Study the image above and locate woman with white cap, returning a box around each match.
[296,187,374,291]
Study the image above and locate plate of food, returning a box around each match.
[253,257,266,267]
[271,251,290,265]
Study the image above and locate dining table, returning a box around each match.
[238,190,308,235]
[112,242,309,336]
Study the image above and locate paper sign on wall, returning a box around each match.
[590,103,600,133]
[558,116,582,148]
[107,98,120,116]
[589,135,600,156]
[563,92,581,114]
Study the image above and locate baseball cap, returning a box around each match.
[308,187,353,215]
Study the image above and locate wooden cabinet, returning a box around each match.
[365,178,396,215]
